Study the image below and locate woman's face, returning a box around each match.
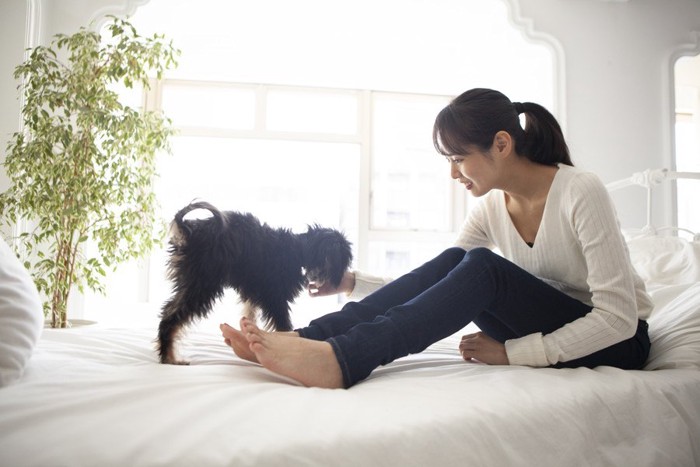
[446,145,499,197]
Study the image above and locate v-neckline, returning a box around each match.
[502,167,561,249]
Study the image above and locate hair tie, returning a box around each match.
[513,102,525,114]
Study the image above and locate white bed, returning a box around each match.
[1,170,699,467]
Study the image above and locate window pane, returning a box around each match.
[156,136,359,228]
[266,89,357,134]
[367,239,454,279]
[161,83,256,129]
[371,93,451,231]
[675,121,700,233]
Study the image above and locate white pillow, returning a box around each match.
[626,235,700,291]
[645,282,700,370]
[0,237,43,386]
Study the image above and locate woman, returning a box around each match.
[221,88,653,389]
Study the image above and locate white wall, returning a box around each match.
[516,0,700,228]
[2,0,700,226]
[0,0,28,239]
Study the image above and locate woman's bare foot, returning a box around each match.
[221,322,258,363]
[221,318,300,363]
[242,319,344,389]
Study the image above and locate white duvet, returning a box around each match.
[1,282,699,467]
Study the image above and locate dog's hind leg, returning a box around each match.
[157,294,191,365]
[157,285,224,364]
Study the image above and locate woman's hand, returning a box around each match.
[308,271,356,297]
[459,332,510,365]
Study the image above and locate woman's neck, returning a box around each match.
[502,162,559,207]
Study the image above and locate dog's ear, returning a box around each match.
[305,225,353,286]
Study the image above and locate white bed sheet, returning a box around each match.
[1,313,699,467]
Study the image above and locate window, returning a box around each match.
[82,0,556,326]
[152,84,456,325]
[674,56,700,234]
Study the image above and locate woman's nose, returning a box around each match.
[450,163,461,179]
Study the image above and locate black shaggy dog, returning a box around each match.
[157,201,353,364]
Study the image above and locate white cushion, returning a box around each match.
[0,238,43,386]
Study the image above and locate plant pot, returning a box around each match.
[44,319,98,329]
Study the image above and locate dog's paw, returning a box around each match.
[160,356,191,365]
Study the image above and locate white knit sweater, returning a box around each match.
[351,165,653,367]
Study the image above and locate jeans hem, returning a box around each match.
[327,337,352,389]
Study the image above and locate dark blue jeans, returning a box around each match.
[297,247,650,388]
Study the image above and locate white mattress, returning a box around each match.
[1,307,699,467]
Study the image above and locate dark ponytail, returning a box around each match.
[433,88,573,167]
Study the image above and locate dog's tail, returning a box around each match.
[169,201,225,246]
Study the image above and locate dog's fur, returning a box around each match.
[157,201,353,364]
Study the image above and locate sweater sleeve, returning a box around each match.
[453,196,494,251]
[346,270,393,301]
[505,172,640,366]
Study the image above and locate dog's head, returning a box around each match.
[302,225,353,288]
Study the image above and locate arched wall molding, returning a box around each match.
[500,0,567,131]
[85,0,151,31]
[20,0,42,130]
[25,0,153,50]
[24,0,41,52]
[30,0,562,118]
[503,0,566,132]
[670,30,700,64]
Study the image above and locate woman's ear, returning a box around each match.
[492,131,513,158]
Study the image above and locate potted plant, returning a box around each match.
[0,17,180,328]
